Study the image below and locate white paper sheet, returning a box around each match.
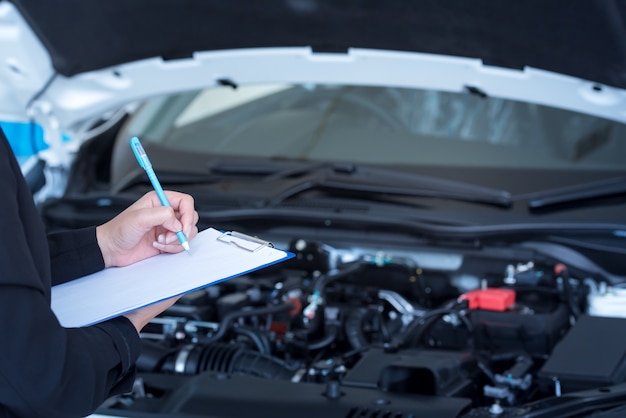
[51,228,292,327]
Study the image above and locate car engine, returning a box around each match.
[93,229,626,418]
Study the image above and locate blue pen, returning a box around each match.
[130,136,190,253]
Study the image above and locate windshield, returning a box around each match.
[119,83,626,172]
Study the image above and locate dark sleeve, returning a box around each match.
[0,131,142,418]
[0,289,141,418]
[48,226,106,286]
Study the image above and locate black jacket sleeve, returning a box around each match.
[0,129,142,418]
[48,226,105,286]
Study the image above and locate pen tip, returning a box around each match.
[182,241,191,253]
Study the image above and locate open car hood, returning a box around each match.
[1,0,626,137]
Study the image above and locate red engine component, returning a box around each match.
[460,288,516,312]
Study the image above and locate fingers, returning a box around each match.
[152,223,199,254]
[136,191,198,254]
[133,205,182,234]
[141,191,198,237]
[163,191,197,236]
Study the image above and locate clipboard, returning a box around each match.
[217,230,274,252]
[51,227,293,328]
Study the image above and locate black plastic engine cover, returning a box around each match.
[98,372,472,418]
[538,315,626,393]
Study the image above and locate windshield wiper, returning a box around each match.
[528,176,626,210]
[124,159,512,208]
[229,162,513,208]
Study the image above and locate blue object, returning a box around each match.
[0,121,46,157]
[1,121,72,168]
[130,136,190,253]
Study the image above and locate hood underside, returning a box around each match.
[1,0,626,139]
[10,0,626,87]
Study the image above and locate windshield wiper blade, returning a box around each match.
[259,164,512,208]
[528,176,626,210]
[207,157,335,177]
[125,159,512,207]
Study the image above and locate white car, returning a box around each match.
[2,1,626,417]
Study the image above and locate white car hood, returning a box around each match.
[1,1,625,139]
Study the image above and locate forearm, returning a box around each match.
[0,287,141,418]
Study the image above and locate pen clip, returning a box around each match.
[130,136,152,170]
[217,231,274,252]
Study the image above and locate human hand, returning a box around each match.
[96,191,199,268]
[124,295,182,333]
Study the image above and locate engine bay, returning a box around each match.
[94,230,626,418]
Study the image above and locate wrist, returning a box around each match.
[123,311,146,333]
[95,225,115,268]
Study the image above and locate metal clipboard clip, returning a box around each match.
[217,231,274,252]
